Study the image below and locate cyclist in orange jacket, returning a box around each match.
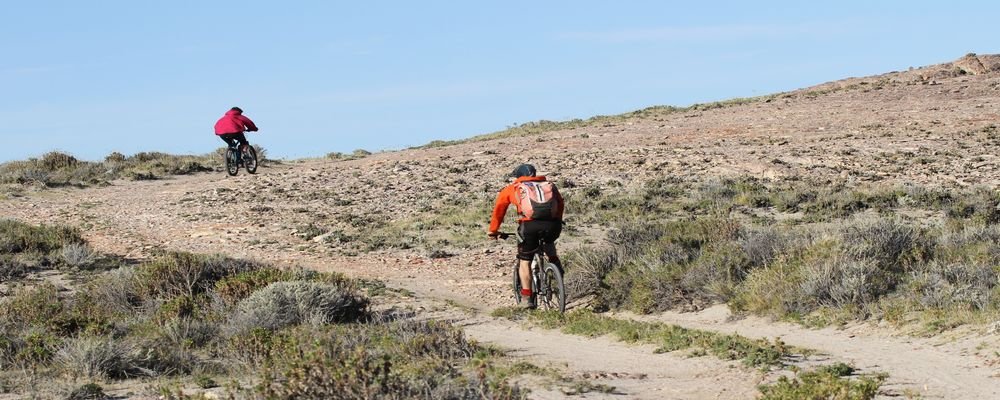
[488,164,565,308]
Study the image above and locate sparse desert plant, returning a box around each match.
[66,382,108,400]
[0,219,83,254]
[352,149,372,157]
[54,336,137,380]
[135,252,265,299]
[0,255,30,281]
[738,227,786,268]
[802,257,897,311]
[61,242,97,268]
[78,266,142,317]
[255,321,522,400]
[841,217,923,270]
[909,261,997,311]
[563,248,617,301]
[214,268,299,306]
[758,362,884,400]
[225,281,368,336]
[131,337,201,376]
[680,241,751,305]
[104,152,127,163]
[157,317,219,349]
[40,151,79,170]
[0,283,66,331]
[0,150,220,188]
[731,260,812,318]
[946,188,1000,223]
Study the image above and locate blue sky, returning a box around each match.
[2,1,998,162]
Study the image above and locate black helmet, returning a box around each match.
[510,164,536,178]
[230,106,243,114]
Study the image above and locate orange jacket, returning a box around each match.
[488,176,564,233]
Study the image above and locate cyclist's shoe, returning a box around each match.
[519,295,537,309]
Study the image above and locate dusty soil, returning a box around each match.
[4,54,1000,398]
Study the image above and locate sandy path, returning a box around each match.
[632,306,1000,399]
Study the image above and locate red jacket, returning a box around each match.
[488,176,564,233]
[214,110,258,135]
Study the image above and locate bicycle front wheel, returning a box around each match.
[540,263,566,313]
[225,148,239,176]
[243,146,258,174]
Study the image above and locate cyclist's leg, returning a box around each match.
[541,220,564,274]
[220,134,237,148]
[234,133,250,152]
[517,221,546,306]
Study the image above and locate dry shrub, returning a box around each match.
[909,262,998,310]
[135,252,266,299]
[157,317,218,349]
[563,248,617,301]
[79,267,143,317]
[841,217,922,271]
[0,255,30,281]
[54,336,137,380]
[131,337,201,376]
[226,281,368,336]
[731,261,811,318]
[802,257,896,310]
[0,283,66,331]
[681,241,751,305]
[255,321,521,400]
[738,227,786,268]
[40,151,79,170]
[0,219,83,254]
[61,242,97,268]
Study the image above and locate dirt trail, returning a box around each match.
[4,166,1000,399]
[632,306,1000,399]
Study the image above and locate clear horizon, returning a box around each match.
[2,1,998,162]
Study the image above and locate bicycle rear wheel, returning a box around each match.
[540,262,566,313]
[243,146,258,174]
[225,147,239,176]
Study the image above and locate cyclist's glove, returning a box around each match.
[487,231,500,240]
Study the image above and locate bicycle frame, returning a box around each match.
[498,232,566,312]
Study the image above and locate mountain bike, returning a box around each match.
[225,139,258,176]
[498,232,566,313]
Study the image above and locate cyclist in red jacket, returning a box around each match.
[214,107,258,151]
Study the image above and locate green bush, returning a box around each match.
[0,219,83,254]
[67,382,108,400]
[758,363,884,400]
[256,321,524,400]
[135,252,266,299]
[0,150,220,188]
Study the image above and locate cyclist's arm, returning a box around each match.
[238,115,259,132]
[553,185,565,221]
[488,185,514,233]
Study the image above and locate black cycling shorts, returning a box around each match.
[219,132,249,148]
[516,220,562,261]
